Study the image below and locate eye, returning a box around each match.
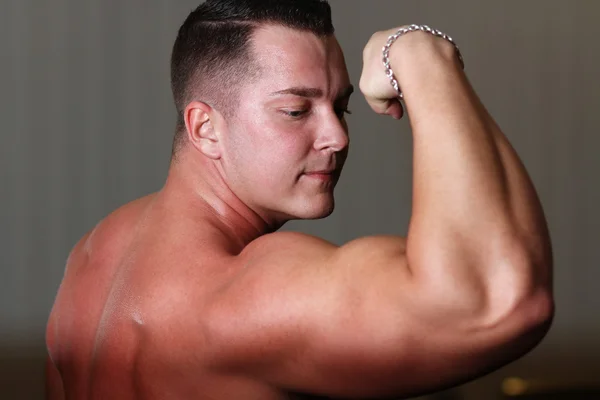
[285,110,307,118]
[335,108,352,119]
[279,108,310,119]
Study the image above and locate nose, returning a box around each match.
[313,115,349,153]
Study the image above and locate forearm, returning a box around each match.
[397,39,552,313]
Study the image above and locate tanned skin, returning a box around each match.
[46,24,553,399]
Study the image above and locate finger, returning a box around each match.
[365,97,394,115]
[365,97,404,119]
[385,100,404,120]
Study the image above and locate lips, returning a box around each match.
[303,170,339,183]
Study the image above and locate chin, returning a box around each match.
[292,194,336,220]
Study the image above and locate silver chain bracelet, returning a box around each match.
[383,24,464,100]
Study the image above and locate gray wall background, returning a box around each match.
[1,0,599,398]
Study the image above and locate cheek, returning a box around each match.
[227,110,315,186]
[249,120,311,166]
[253,133,307,186]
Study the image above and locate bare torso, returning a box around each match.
[47,194,317,399]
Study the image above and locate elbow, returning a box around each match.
[515,287,554,345]
[507,253,555,346]
[487,243,554,346]
[478,256,555,359]
[488,286,555,361]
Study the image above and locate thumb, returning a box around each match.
[365,97,404,119]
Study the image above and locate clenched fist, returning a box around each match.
[359,27,408,120]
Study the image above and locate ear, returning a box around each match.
[184,101,222,160]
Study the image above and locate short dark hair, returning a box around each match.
[170,0,335,157]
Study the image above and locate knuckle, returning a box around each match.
[358,76,369,94]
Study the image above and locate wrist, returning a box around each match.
[394,45,460,88]
[384,27,463,98]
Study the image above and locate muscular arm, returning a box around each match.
[203,30,553,399]
[398,33,552,312]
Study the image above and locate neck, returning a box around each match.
[158,151,283,251]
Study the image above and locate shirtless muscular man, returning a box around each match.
[46,1,554,399]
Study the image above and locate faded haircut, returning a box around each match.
[170,0,335,158]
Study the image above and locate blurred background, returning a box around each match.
[1,0,599,398]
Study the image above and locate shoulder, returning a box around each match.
[235,231,338,271]
[243,231,335,254]
[239,231,406,268]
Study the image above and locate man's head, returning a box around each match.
[170,0,352,223]
[171,0,335,152]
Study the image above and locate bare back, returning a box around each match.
[46,195,308,400]
[46,191,549,400]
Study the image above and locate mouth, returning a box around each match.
[303,170,338,182]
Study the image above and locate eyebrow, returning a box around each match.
[270,85,354,100]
